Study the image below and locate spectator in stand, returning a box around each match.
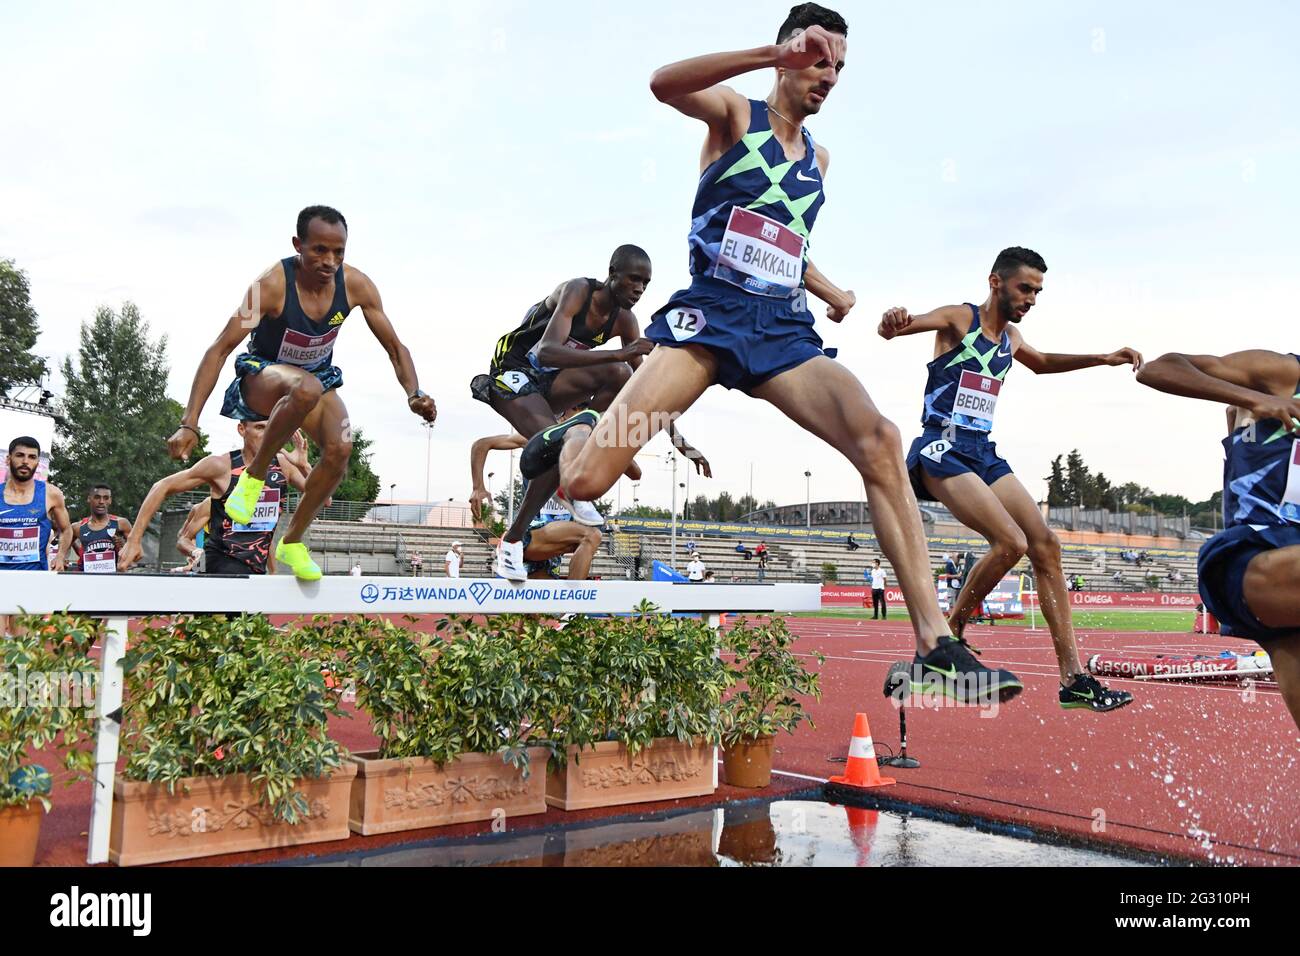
[1075,574,1086,591]
[755,541,769,581]
[943,553,961,589]
[444,543,462,579]
[687,553,706,582]
[846,533,861,552]
[410,552,423,577]
[1112,569,1125,586]
[350,562,362,577]
[685,540,697,556]
[869,559,888,620]
[703,570,715,583]
[735,542,753,560]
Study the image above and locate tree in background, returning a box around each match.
[0,258,48,394]
[306,427,380,503]
[1047,449,1214,521]
[53,304,197,519]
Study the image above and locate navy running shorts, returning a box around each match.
[905,426,1015,502]
[1197,522,1300,643]
[644,276,829,394]
[220,353,343,422]
[470,365,556,407]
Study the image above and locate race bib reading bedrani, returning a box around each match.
[951,370,1001,432]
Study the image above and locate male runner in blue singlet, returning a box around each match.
[166,206,437,580]
[879,247,1141,711]
[521,4,1022,703]
[1136,349,1300,731]
[470,246,708,581]
[71,484,132,574]
[1,436,73,633]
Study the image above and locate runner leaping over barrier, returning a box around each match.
[2,573,821,864]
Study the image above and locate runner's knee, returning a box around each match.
[288,375,324,410]
[857,417,903,480]
[1026,530,1060,566]
[992,529,1029,565]
[320,437,351,471]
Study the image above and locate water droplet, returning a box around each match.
[1163,774,1174,784]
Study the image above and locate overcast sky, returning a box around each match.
[3,0,1297,511]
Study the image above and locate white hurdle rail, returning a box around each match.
[2,573,822,865]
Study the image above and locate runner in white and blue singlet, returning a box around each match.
[521,4,1023,704]
[1137,349,1300,732]
[880,247,1141,712]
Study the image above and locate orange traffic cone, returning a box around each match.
[828,713,895,790]
[844,806,881,867]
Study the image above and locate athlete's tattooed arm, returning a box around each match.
[171,265,286,462]
[119,454,231,571]
[469,434,527,521]
[1136,351,1300,433]
[1010,328,1142,375]
[349,268,436,424]
[47,484,72,573]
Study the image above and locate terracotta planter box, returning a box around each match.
[0,802,44,867]
[108,764,357,866]
[348,748,550,836]
[546,737,716,811]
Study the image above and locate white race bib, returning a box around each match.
[0,526,41,563]
[1282,439,1300,521]
[83,549,117,574]
[498,370,532,393]
[921,440,952,463]
[276,327,340,367]
[713,207,804,297]
[665,308,706,343]
[232,487,281,533]
[952,370,1001,432]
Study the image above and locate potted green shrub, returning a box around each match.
[110,613,355,866]
[720,616,823,789]
[334,614,551,835]
[536,602,731,810]
[0,612,99,866]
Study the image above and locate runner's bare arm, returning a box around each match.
[615,311,653,371]
[350,268,436,423]
[534,281,652,368]
[176,500,210,560]
[48,485,72,572]
[470,434,526,520]
[115,516,133,550]
[1010,327,1143,374]
[878,304,967,341]
[1136,350,1300,432]
[171,266,286,461]
[804,260,855,324]
[119,454,230,570]
[667,423,713,478]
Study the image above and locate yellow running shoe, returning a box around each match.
[225,471,265,525]
[276,541,322,581]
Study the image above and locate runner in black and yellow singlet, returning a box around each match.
[164,206,437,581]
[1138,349,1300,732]
[879,246,1141,711]
[470,246,709,582]
[118,423,312,574]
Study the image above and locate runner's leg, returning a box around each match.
[240,365,323,480]
[283,390,351,545]
[749,357,950,652]
[561,345,716,502]
[921,471,1028,635]
[1243,546,1300,730]
[489,392,565,543]
[991,474,1082,682]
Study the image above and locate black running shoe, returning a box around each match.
[1059,673,1134,713]
[910,636,1024,705]
[519,410,600,479]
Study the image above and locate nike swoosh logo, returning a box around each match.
[924,664,959,679]
[1069,689,1096,700]
[795,169,818,182]
[998,349,1012,358]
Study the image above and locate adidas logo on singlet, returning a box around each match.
[329,312,346,326]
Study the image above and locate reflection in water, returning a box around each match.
[302,800,1157,868]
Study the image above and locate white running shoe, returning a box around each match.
[494,539,527,583]
[557,490,604,527]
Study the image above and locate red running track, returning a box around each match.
[776,616,1299,866]
[26,615,1300,867]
